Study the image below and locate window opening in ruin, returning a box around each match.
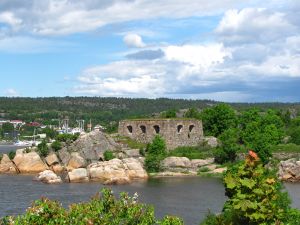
[127,125,133,134]
[188,133,190,138]
[189,125,195,132]
[177,125,183,133]
[140,125,146,133]
[153,125,160,134]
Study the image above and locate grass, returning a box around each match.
[115,135,147,149]
[271,143,300,153]
[168,145,214,160]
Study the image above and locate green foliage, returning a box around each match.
[139,147,145,156]
[2,188,183,225]
[161,109,177,118]
[104,150,115,161]
[37,140,49,157]
[214,128,240,164]
[240,109,284,164]
[116,136,147,149]
[168,146,213,160]
[42,127,57,139]
[184,107,201,119]
[202,153,300,225]
[0,153,3,161]
[198,167,209,173]
[201,104,237,137]
[145,135,167,173]
[1,122,14,133]
[56,133,79,143]
[271,143,300,153]
[51,140,62,152]
[8,151,16,160]
[289,126,300,145]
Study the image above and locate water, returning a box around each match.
[0,145,24,154]
[1,144,300,224]
[0,175,226,225]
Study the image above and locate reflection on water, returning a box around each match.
[0,175,226,225]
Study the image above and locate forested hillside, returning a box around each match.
[0,97,299,126]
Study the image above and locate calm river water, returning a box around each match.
[1,145,300,225]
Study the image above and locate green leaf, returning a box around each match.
[240,178,256,189]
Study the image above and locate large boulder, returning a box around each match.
[45,153,60,166]
[123,158,148,179]
[13,151,48,173]
[278,158,300,182]
[203,136,219,148]
[35,170,62,184]
[51,163,64,173]
[60,131,119,163]
[57,148,71,166]
[68,168,89,182]
[161,157,192,168]
[191,158,214,168]
[67,152,86,170]
[87,158,147,184]
[0,154,18,174]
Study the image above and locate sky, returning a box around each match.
[0,0,299,102]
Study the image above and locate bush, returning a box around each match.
[145,135,167,173]
[8,151,16,160]
[201,103,237,137]
[3,188,183,225]
[37,140,49,157]
[213,128,240,164]
[289,126,300,145]
[0,153,3,161]
[56,133,79,143]
[51,141,62,151]
[104,150,115,161]
[202,151,300,225]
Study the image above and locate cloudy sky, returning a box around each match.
[0,0,299,102]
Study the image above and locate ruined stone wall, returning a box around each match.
[118,119,204,149]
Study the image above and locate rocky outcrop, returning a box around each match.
[0,154,18,174]
[35,170,62,184]
[87,158,147,184]
[191,158,214,168]
[13,151,48,173]
[161,157,192,171]
[45,153,60,166]
[67,152,86,170]
[278,159,300,182]
[158,156,225,176]
[58,131,119,164]
[68,168,89,182]
[203,136,219,148]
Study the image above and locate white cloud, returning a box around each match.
[216,8,297,45]
[4,88,19,97]
[0,0,260,36]
[0,11,22,27]
[74,4,300,101]
[123,34,145,48]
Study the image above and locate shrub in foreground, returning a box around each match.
[1,188,183,225]
[201,151,300,225]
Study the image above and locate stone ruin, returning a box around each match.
[118,119,204,149]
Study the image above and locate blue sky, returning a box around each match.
[0,0,299,102]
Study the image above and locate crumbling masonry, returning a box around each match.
[118,119,204,149]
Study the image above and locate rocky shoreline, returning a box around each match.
[4,130,299,185]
